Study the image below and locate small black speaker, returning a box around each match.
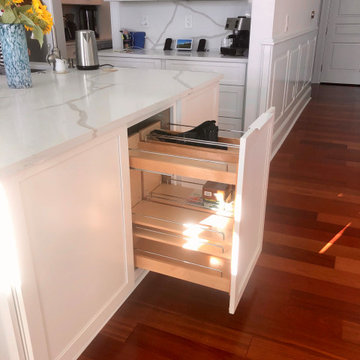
[197,38,206,52]
[163,38,172,51]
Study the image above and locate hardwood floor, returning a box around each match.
[79,85,360,360]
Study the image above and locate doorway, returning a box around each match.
[314,0,360,84]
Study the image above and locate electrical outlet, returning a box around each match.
[141,15,149,27]
[185,15,192,29]
[311,11,315,19]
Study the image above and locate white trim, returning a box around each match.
[262,27,319,46]
[271,86,311,158]
[313,0,332,83]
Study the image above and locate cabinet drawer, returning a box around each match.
[219,85,245,118]
[165,60,247,86]
[128,109,274,314]
[98,56,162,69]
[218,117,243,139]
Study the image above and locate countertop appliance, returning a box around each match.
[220,17,251,56]
[75,30,99,70]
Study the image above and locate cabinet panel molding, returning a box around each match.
[18,138,132,359]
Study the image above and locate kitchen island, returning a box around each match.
[0,68,222,360]
[0,67,221,177]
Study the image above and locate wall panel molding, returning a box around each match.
[258,29,318,157]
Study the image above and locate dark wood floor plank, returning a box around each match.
[264,230,360,261]
[78,84,360,360]
[111,300,252,358]
[262,241,336,268]
[116,323,244,360]
[247,337,341,360]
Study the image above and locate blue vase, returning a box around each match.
[0,24,32,89]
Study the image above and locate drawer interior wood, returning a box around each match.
[130,149,237,185]
[129,121,239,294]
[133,200,233,246]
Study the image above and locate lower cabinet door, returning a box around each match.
[128,108,274,314]
[219,85,245,119]
[18,138,133,359]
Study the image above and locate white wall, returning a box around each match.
[110,1,252,51]
[245,0,320,155]
[272,0,321,38]
[244,0,275,127]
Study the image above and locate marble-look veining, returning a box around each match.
[0,67,221,177]
[116,0,251,51]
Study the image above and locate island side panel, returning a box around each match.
[14,136,135,360]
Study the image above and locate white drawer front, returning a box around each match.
[165,60,247,86]
[219,85,244,118]
[99,57,162,69]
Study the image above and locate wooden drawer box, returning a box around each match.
[128,109,274,314]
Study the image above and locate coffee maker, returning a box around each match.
[220,17,251,56]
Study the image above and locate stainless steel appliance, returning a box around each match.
[220,17,251,56]
[75,30,99,70]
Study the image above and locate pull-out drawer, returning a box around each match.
[128,109,274,314]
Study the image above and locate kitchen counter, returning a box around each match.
[99,49,248,63]
[0,67,221,177]
[0,64,223,360]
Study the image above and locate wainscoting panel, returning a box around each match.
[259,30,318,157]
[270,54,289,120]
[306,38,317,84]
[298,42,309,91]
[285,48,300,110]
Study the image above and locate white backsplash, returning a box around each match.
[117,1,252,51]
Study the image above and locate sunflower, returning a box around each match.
[25,0,53,34]
[0,0,53,46]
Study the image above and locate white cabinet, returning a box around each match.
[164,59,246,136]
[164,60,247,86]
[4,136,135,360]
[98,52,247,135]
[219,85,245,120]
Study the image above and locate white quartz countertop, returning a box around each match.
[0,67,221,177]
[99,49,248,63]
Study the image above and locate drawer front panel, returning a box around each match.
[98,56,162,69]
[219,85,245,118]
[165,60,247,86]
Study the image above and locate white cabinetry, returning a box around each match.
[165,59,246,136]
[99,51,247,135]
[3,136,135,360]
[0,73,222,360]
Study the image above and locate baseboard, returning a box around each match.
[271,85,311,158]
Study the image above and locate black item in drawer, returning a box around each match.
[150,121,227,150]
